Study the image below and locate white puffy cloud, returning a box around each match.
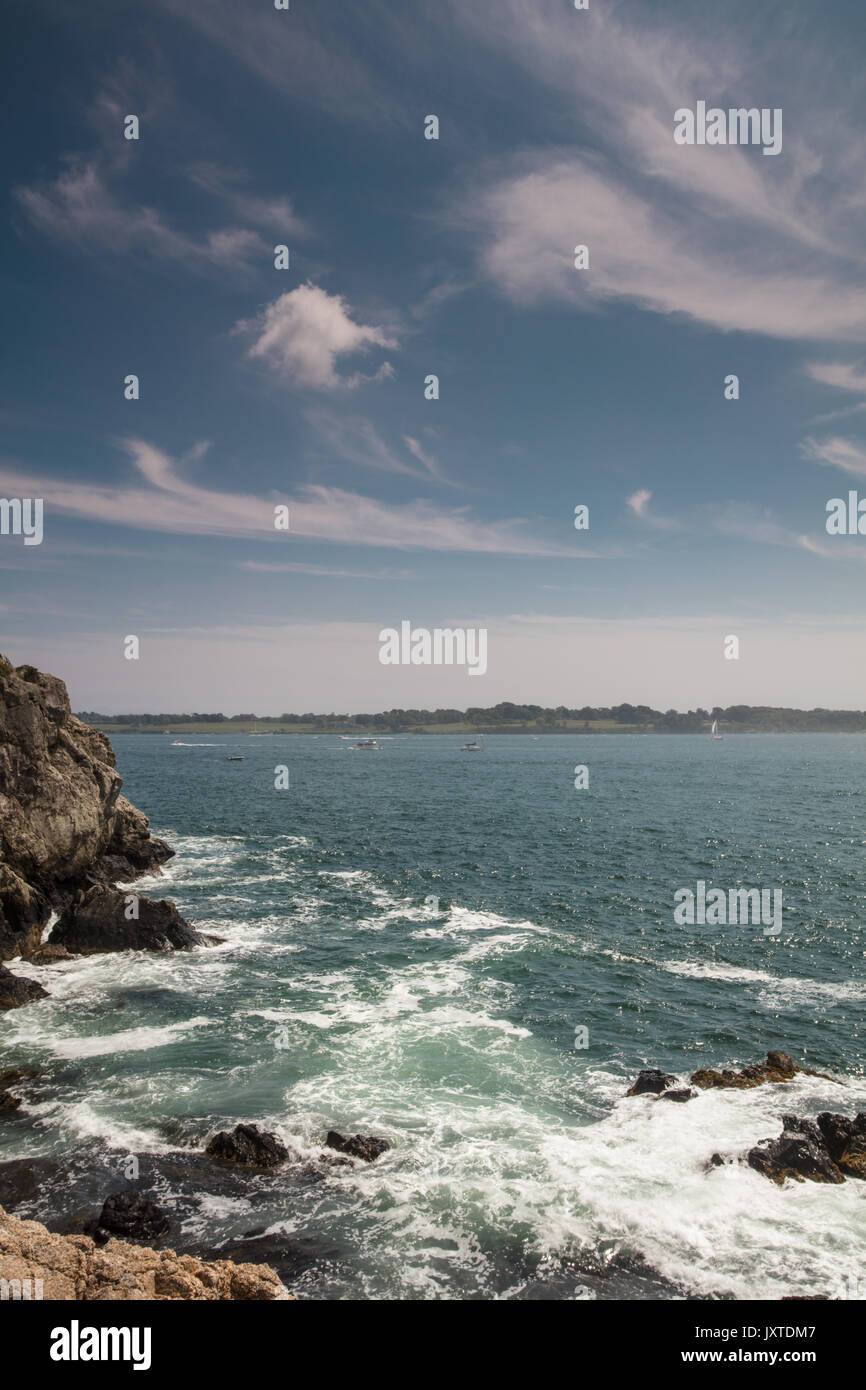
[241,283,397,389]
[626,489,653,518]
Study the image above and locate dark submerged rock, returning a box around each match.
[205,1124,290,1169]
[0,1068,39,1111]
[0,962,48,1011]
[626,1068,679,1097]
[747,1118,845,1186]
[26,943,71,965]
[325,1130,391,1163]
[659,1088,694,1103]
[52,886,211,954]
[93,1190,171,1245]
[815,1111,866,1180]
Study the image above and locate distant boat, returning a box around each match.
[227,755,244,761]
[351,738,381,750]
[172,740,183,745]
[711,720,724,741]
[460,737,484,752]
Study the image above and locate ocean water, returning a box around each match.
[2,733,865,1300]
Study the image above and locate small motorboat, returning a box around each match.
[226,755,244,761]
[460,738,484,751]
[350,738,381,750]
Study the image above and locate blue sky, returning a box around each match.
[2,0,866,712]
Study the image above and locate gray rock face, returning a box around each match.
[0,657,201,988]
[205,1124,290,1168]
[325,1131,391,1162]
[0,964,48,1012]
[747,1117,847,1185]
[52,886,211,954]
[625,1069,679,1097]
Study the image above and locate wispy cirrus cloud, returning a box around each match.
[15,157,268,270]
[0,438,581,557]
[402,435,451,485]
[806,362,866,395]
[461,152,866,342]
[237,561,412,580]
[625,492,866,561]
[305,411,446,483]
[157,0,405,128]
[802,436,866,477]
[802,362,866,452]
[188,162,310,238]
[450,2,866,343]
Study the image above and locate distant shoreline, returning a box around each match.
[76,721,866,737]
[75,702,866,738]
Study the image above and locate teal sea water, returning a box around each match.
[3,733,865,1299]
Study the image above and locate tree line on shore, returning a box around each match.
[74,703,866,733]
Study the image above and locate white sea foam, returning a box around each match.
[48,1017,211,1059]
[663,959,866,1003]
[24,1098,171,1154]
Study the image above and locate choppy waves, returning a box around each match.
[3,766,866,1299]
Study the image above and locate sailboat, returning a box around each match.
[460,735,484,751]
[711,719,724,741]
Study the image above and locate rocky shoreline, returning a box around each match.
[0,656,211,1004]
[0,659,286,1297]
[626,1051,866,1187]
[0,1203,291,1300]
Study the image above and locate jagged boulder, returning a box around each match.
[52,886,208,954]
[325,1131,391,1162]
[92,1192,171,1246]
[0,657,174,962]
[25,943,71,965]
[205,1124,289,1168]
[0,865,45,959]
[626,1068,679,1097]
[747,1116,846,1185]
[815,1112,866,1179]
[0,963,48,1011]
[691,1051,804,1090]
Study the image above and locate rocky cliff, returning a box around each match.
[0,656,206,1003]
